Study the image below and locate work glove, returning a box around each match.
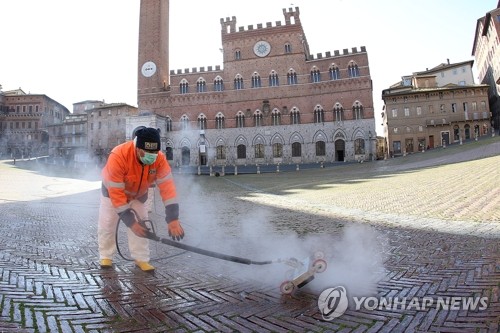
[119,209,148,238]
[167,219,184,241]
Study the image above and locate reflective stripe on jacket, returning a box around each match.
[101,140,177,213]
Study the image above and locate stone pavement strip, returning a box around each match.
[0,138,499,332]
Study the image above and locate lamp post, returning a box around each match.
[368,130,373,161]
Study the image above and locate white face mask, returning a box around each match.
[139,151,158,165]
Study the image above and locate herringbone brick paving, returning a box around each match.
[0,137,499,332]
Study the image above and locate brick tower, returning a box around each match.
[137,0,169,102]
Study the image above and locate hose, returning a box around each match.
[115,212,273,265]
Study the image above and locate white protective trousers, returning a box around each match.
[98,194,150,262]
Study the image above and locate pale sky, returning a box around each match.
[1,0,496,135]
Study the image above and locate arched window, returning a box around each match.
[316,141,326,156]
[333,103,344,122]
[166,117,172,132]
[354,138,365,154]
[464,124,471,139]
[254,110,263,127]
[269,70,279,87]
[284,43,292,53]
[353,101,364,120]
[453,125,460,141]
[216,145,226,159]
[236,111,245,128]
[314,105,324,124]
[235,50,241,60]
[292,142,301,157]
[165,146,173,160]
[197,114,207,130]
[214,76,224,91]
[237,144,246,159]
[348,61,360,78]
[251,72,261,88]
[196,78,207,93]
[329,64,341,80]
[287,69,298,85]
[215,112,225,129]
[311,67,321,83]
[290,108,300,125]
[271,109,281,126]
[234,74,244,90]
[273,143,283,157]
[179,79,189,94]
[255,144,264,158]
[180,115,189,130]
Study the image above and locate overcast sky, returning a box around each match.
[0,0,496,134]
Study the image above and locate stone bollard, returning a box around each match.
[209,165,213,176]
[198,165,201,175]
[234,165,238,176]
[276,164,280,173]
[296,164,299,171]
[257,165,260,174]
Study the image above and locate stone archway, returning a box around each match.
[335,139,345,161]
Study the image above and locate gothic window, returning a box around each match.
[290,107,300,125]
[251,72,261,88]
[333,103,344,122]
[316,141,326,156]
[271,109,281,126]
[269,70,279,87]
[348,61,360,77]
[314,105,324,124]
[354,138,365,154]
[285,43,292,53]
[214,76,224,91]
[292,142,301,157]
[235,50,241,60]
[311,67,321,83]
[216,145,226,159]
[197,114,207,130]
[215,112,225,129]
[273,143,283,157]
[254,110,263,127]
[353,101,364,120]
[329,64,341,80]
[180,79,189,94]
[166,117,172,132]
[234,74,244,90]
[237,144,246,159]
[287,69,298,85]
[196,78,207,93]
[255,144,264,159]
[236,111,245,128]
[180,115,189,130]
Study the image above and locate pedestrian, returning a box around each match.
[98,127,184,271]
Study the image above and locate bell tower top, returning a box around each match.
[137,0,169,100]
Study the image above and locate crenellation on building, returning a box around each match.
[136,3,376,166]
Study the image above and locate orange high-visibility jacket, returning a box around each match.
[101,141,178,214]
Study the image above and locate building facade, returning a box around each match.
[0,88,69,158]
[135,1,376,167]
[472,1,500,133]
[382,61,490,157]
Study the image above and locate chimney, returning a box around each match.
[447,58,450,64]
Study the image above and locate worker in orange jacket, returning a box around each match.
[98,127,184,271]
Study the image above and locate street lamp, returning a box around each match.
[368,130,373,161]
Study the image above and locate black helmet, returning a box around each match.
[132,126,147,138]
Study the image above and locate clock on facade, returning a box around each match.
[253,40,271,57]
[141,61,157,77]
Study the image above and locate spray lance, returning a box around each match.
[116,209,328,294]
